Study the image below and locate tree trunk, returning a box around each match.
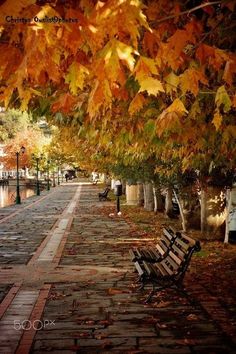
[121,179,126,194]
[111,179,116,190]
[165,187,173,217]
[144,183,154,211]
[200,187,226,239]
[224,188,232,244]
[153,184,164,213]
[137,183,144,206]
[126,184,138,205]
[177,187,200,230]
[173,190,186,231]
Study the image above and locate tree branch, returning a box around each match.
[151,1,228,25]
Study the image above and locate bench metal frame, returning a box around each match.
[98,187,110,201]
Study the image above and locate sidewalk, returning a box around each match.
[0,182,235,353]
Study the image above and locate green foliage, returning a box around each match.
[0,109,32,143]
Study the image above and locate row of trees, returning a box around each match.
[0,0,235,239]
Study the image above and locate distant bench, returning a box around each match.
[98,187,110,201]
[130,228,201,303]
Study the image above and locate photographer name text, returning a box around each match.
[5,16,79,24]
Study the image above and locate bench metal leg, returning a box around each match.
[134,276,141,283]
[145,284,156,303]
[144,283,169,303]
[137,282,145,291]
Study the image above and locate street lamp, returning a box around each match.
[16,146,25,204]
[47,160,50,191]
[52,169,56,187]
[114,180,122,214]
[57,166,60,185]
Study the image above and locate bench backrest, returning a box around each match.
[158,233,200,281]
[101,187,110,195]
[155,227,177,256]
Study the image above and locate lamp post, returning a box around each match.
[16,146,25,204]
[114,180,122,214]
[57,166,60,185]
[52,170,56,187]
[47,160,50,191]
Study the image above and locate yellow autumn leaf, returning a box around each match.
[128,93,146,115]
[164,72,179,94]
[65,62,89,95]
[166,98,188,114]
[138,77,164,96]
[155,99,187,137]
[115,40,136,71]
[212,110,222,131]
[215,85,231,113]
[134,56,158,82]
[179,69,208,96]
[87,79,112,118]
[19,90,32,111]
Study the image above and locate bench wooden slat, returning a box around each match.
[155,243,167,256]
[134,261,144,276]
[163,228,175,241]
[168,250,182,266]
[160,235,172,247]
[171,243,185,259]
[130,227,176,263]
[155,262,170,276]
[179,233,197,247]
[174,238,191,251]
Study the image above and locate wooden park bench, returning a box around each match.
[133,232,201,303]
[98,187,110,201]
[129,227,178,263]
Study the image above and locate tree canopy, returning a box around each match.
[0,0,235,179]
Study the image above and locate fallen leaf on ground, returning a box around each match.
[186,313,199,321]
[154,300,172,308]
[107,288,130,295]
[176,338,197,345]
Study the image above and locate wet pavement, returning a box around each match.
[0,181,235,353]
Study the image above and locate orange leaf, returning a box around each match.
[212,110,222,131]
[51,93,76,114]
[128,93,146,115]
[179,69,208,96]
[107,288,129,295]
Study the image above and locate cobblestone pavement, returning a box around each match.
[0,182,236,353]
[0,186,76,265]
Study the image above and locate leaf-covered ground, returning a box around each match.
[99,202,236,339]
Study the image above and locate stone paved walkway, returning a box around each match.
[0,182,235,353]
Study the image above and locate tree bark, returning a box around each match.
[153,184,164,213]
[144,183,154,211]
[165,187,173,217]
[137,183,144,206]
[200,187,226,239]
[178,187,200,230]
[126,184,138,205]
[173,190,186,231]
[121,179,126,194]
[224,188,232,244]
